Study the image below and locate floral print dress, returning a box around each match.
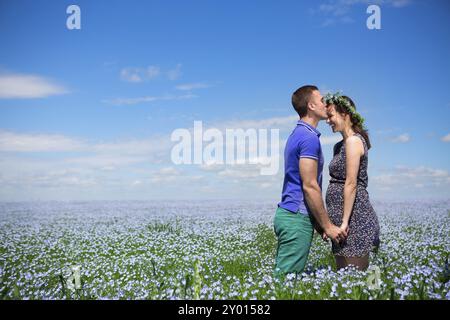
[325,133,380,257]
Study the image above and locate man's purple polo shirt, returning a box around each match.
[278,120,324,215]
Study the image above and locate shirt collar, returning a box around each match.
[297,120,321,137]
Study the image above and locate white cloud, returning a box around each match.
[372,166,450,190]
[120,64,184,82]
[0,73,68,99]
[320,135,342,145]
[0,165,102,189]
[441,133,450,142]
[103,95,160,105]
[99,165,117,171]
[390,0,412,8]
[120,66,161,82]
[131,180,142,186]
[120,68,141,83]
[390,133,410,143]
[31,174,98,188]
[146,166,204,184]
[375,128,398,135]
[0,130,172,159]
[199,158,283,190]
[219,115,298,131]
[167,64,182,80]
[319,2,350,16]
[175,82,211,91]
[145,66,160,78]
[0,130,179,196]
[315,0,412,26]
[148,166,181,183]
[0,131,179,198]
[218,167,263,179]
[102,94,197,105]
[90,138,169,155]
[64,155,149,167]
[260,182,272,189]
[0,130,86,152]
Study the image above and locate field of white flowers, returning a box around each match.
[0,200,448,300]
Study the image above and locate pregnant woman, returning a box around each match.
[324,92,380,271]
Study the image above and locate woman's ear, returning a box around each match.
[345,113,352,123]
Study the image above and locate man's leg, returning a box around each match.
[274,207,314,277]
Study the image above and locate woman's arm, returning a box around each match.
[342,136,364,230]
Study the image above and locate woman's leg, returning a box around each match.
[335,254,369,271]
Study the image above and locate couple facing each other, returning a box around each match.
[274,85,380,276]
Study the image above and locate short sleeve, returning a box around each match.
[298,135,320,160]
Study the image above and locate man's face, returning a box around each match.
[309,90,328,120]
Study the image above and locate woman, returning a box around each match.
[323,92,380,271]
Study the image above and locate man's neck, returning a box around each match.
[300,115,319,128]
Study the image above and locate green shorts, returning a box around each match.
[273,206,314,276]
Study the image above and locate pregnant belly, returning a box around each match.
[326,183,369,207]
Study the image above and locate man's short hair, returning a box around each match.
[292,85,318,117]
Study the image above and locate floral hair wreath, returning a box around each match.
[323,91,366,130]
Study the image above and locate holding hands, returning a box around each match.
[322,221,349,244]
[339,220,349,235]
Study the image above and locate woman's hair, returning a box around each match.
[334,96,371,149]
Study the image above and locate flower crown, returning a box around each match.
[323,92,366,129]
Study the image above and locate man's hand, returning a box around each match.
[312,219,330,243]
[325,224,348,244]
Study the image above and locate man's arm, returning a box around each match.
[299,158,347,242]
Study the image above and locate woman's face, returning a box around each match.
[326,105,346,133]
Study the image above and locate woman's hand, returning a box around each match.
[340,221,349,235]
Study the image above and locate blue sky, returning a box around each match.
[0,0,449,201]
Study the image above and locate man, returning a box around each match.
[273,85,347,276]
